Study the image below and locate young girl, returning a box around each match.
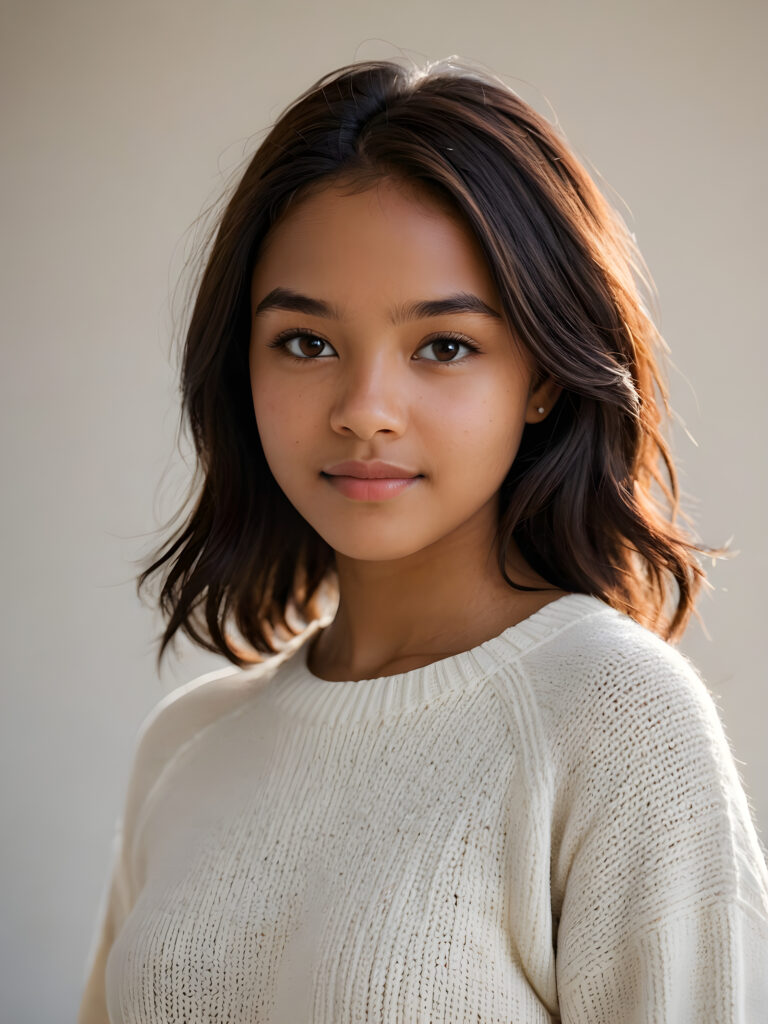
[78,56,768,1023]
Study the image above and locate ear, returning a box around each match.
[524,373,563,424]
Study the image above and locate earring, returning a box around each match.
[536,406,545,414]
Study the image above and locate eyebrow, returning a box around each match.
[252,286,503,325]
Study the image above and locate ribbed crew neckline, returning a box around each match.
[263,593,612,726]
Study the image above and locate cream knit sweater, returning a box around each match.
[78,593,768,1023]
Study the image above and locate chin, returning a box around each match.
[309,525,433,564]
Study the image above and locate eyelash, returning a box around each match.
[266,328,482,367]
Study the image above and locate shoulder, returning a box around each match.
[528,604,768,952]
[517,601,760,843]
[510,598,746,810]
[121,664,263,828]
[486,594,720,759]
[119,627,317,839]
[520,595,713,728]
[534,609,768,998]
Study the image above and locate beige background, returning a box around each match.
[1,0,765,1020]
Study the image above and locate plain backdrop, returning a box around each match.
[1,0,766,1020]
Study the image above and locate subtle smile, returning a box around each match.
[320,473,423,502]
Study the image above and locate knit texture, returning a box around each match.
[78,593,768,1023]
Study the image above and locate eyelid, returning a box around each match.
[267,327,483,364]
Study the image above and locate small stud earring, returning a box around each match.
[536,406,545,415]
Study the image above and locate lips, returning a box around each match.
[322,474,421,502]
[322,460,422,480]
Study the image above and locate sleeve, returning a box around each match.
[76,681,211,1024]
[76,659,278,1024]
[77,816,133,1024]
[550,638,768,1024]
[75,680,177,1024]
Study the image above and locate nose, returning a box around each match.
[328,352,408,440]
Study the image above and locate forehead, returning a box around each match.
[251,177,500,310]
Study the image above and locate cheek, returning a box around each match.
[430,382,528,474]
[252,374,306,444]
[250,375,329,494]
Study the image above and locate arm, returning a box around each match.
[551,640,768,1023]
[77,821,132,1024]
[75,652,286,1023]
[75,662,258,1024]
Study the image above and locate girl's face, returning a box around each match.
[249,176,558,564]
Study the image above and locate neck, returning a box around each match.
[309,510,565,682]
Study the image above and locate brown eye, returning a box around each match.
[268,328,481,366]
[417,333,481,364]
[294,335,327,358]
[428,338,462,361]
[268,331,336,359]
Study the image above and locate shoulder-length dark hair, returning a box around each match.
[137,56,722,669]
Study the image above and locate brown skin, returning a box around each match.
[249,176,565,682]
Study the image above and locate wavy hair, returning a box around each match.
[137,56,722,669]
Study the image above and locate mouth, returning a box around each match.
[320,472,423,502]
[320,472,424,480]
